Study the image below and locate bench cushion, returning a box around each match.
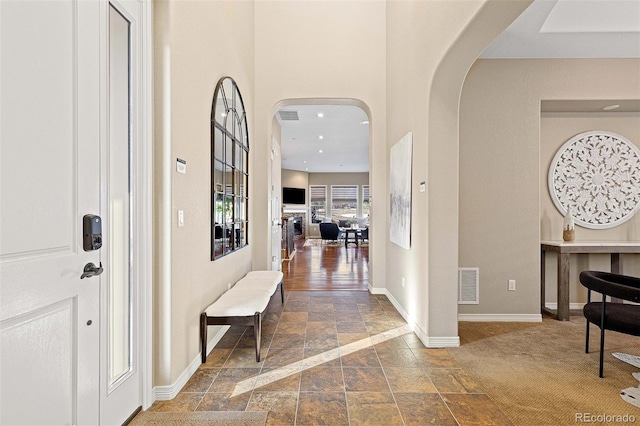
[233,273,283,294]
[245,270,284,282]
[205,289,272,317]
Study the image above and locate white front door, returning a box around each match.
[1,1,146,424]
[0,0,102,424]
[271,139,282,271]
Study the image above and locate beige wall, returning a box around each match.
[307,172,369,237]
[280,170,370,237]
[254,0,387,288]
[459,59,640,317]
[386,1,530,342]
[151,0,535,390]
[153,0,255,386]
[541,114,640,303]
[281,169,309,202]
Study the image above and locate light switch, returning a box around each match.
[176,158,186,174]
[178,210,184,227]
[419,181,426,192]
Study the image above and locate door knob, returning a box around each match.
[81,262,104,279]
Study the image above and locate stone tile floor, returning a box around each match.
[149,291,512,425]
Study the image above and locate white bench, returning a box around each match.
[200,271,284,363]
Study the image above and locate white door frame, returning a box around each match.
[131,0,153,411]
[270,137,282,271]
[136,0,154,412]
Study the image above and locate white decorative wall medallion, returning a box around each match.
[548,131,640,229]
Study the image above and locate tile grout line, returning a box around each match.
[371,298,407,426]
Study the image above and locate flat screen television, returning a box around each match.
[283,187,305,204]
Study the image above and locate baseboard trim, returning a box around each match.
[152,325,229,401]
[376,288,460,348]
[545,303,584,310]
[458,314,542,322]
[368,284,386,295]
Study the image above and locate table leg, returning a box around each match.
[541,248,546,314]
[557,252,570,321]
[611,253,623,303]
[611,253,622,274]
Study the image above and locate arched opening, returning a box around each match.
[269,99,374,291]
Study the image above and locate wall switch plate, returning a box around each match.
[178,210,184,227]
[176,158,186,174]
[508,279,516,291]
[402,277,406,288]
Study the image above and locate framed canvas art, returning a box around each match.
[390,132,412,249]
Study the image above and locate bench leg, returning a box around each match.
[200,313,208,364]
[254,312,262,362]
[280,281,285,304]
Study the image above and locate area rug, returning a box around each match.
[448,317,640,426]
[302,238,367,247]
[303,238,338,247]
[129,411,267,426]
[614,354,640,408]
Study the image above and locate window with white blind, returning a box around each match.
[309,185,327,224]
[331,185,358,220]
[362,185,370,218]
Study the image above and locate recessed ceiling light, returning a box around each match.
[602,104,620,111]
[360,120,369,125]
[305,168,309,171]
[318,135,324,140]
[303,160,307,163]
[317,113,324,118]
[318,150,323,153]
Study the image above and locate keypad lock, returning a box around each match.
[83,214,102,251]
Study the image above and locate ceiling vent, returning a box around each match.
[278,110,299,121]
[458,268,479,304]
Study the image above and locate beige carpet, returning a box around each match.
[448,317,640,426]
[129,411,267,426]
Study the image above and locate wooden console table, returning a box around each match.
[540,241,640,321]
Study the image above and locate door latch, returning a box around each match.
[81,262,104,279]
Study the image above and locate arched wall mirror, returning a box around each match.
[211,76,249,260]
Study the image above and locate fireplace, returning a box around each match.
[293,216,303,236]
[282,212,306,240]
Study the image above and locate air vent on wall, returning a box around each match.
[458,268,479,304]
[278,110,299,121]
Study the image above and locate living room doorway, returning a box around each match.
[274,101,371,291]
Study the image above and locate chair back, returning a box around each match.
[580,271,640,303]
[319,223,340,240]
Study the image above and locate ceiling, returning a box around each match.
[278,105,370,173]
[278,0,640,174]
[481,0,640,59]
